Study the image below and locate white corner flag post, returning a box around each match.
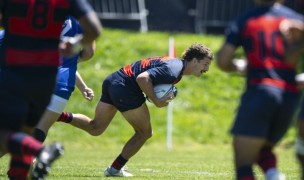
[167,37,175,150]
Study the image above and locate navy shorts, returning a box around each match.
[0,67,57,131]
[100,71,146,112]
[231,85,300,143]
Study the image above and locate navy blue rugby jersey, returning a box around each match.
[120,56,185,85]
[225,3,304,92]
[0,0,92,67]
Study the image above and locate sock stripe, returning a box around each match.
[112,161,122,170]
[8,155,33,179]
[8,133,42,156]
[7,167,29,179]
[111,154,128,170]
[58,112,73,123]
[257,148,276,172]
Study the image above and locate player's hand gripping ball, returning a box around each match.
[147,84,178,102]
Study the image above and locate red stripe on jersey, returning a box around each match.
[9,0,69,38]
[123,64,133,77]
[9,21,63,38]
[250,78,298,92]
[6,49,60,66]
[249,57,295,69]
[140,59,151,68]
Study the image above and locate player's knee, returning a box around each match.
[141,129,153,140]
[88,128,104,136]
[145,132,153,140]
[87,120,105,136]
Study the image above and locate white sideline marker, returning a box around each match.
[167,37,175,150]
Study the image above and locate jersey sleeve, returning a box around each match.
[225,19,242,47]
[147,60,183,85]
[147,66,177,85]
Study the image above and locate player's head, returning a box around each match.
[182,43,213,62]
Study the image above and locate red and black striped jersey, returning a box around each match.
[225,4,304,92]
[0,0,93,67]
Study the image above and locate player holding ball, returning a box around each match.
[56,43,213,177]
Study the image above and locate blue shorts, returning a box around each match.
[53,67,76,100]
[54,85,74,100]
[100,71,146,112]
[231,85,300,143]
[0,67,57,131]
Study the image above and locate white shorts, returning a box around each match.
[47,94,68,114]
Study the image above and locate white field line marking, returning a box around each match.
[139,168,232,175]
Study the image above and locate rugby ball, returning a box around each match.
[153,84,177,100]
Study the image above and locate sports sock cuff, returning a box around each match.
[7,133,42,156]
[112,154,128,170]
[257,148,276,172]
[57,112,73,123]
[237,165,254,180]
[33,128,47,143]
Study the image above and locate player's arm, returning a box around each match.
[136,71,169,107]
[78,41,96,62]
[77,12,102,46]
[216,43,246,74]
[280,19,304,65]
[59,12,101,57]
[280,19,304,44]
[75,71,94,101]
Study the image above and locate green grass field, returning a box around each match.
[0,28,301,179]
[0,139,300,179]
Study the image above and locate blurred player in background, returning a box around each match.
[0,0,101,179]
[280,18,304,179]
[33,16,96,144]
[216,0,303,179]
[295,74,304,180]
[56,43,213,177]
